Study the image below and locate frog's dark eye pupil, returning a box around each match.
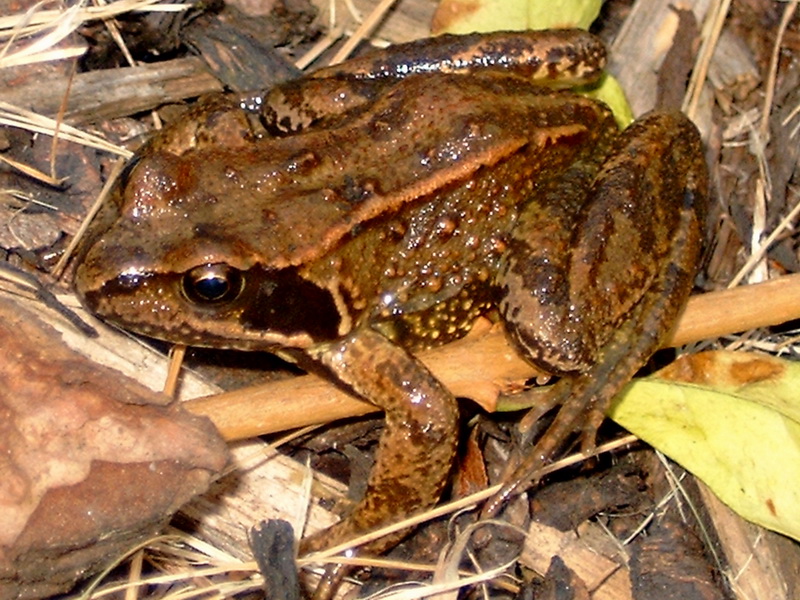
[183,264,243,304]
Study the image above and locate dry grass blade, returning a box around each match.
[295,24,346,70]
[367,562,515,599]
[0,188,58,210]
[0,101,132,156]
[684,0,731,118]
[329,0,399,63]
[123,549,143,600]
[0,0,187,40]
[0,2,85,68]
[655,452,725,570]
[0,0,189,72]
[0,153,66,185]
[0,0,192,84]
[52,158,127,278]
[0,44,85,68]
[431,520,525,600]
[71,532,263,599]
[758,0,798,143]
[164,344,187,397]
[728,197,800,288]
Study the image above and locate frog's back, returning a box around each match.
[287,74,618,347]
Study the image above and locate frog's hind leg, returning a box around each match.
[487,111,707,515]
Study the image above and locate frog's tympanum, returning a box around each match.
[74,28,707,577]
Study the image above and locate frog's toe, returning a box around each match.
[483,371,619,520]
[514,382,566,448]
[578,406,605,454]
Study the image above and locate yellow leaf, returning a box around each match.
[580,75,634,129]
[608,351,800,541]
[432,0,603,34]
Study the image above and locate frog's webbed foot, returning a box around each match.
[482,361,622,519]
[484,334,647,518]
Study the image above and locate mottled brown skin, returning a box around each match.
[73,28,707,579]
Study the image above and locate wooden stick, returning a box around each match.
[666,274,800,347]
[0,57,222,123]
[184,273,800,441]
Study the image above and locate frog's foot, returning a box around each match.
[481,371,611,519]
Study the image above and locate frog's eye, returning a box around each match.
[182,264,243,305]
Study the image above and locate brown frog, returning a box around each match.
[74,28,707,579]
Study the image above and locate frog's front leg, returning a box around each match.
[299,327,458,556]
[493,111,708,508]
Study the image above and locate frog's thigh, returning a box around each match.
[569,112,705,339]
[498,158,599,373]
[504,112,705,375]
[300,327,458,555]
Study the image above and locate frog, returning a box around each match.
[73,27,707,588]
